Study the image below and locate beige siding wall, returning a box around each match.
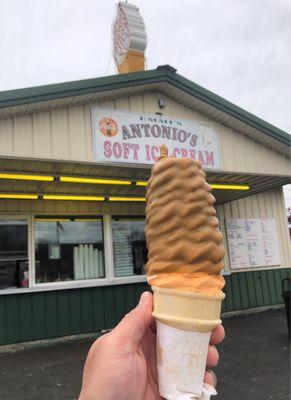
[0,92,290,175]
[216,188,291,272]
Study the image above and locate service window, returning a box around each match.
[112,216,147,277]
[34,217,104,283]
[0,220,29,289]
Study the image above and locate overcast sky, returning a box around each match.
[0,0,290,205]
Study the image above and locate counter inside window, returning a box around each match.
[34,217,104,283]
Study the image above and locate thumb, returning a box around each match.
[112,291,153,345]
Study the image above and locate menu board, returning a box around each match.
[226,218,281,269]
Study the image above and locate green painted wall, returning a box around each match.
[0,268,290,346]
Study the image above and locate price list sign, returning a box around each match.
[226,218,281,269]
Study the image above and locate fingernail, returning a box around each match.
[139,291,150,305]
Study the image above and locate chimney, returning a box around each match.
[112,1,147,74]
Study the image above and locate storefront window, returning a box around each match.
[112,216,147,277]
[35,217,104,283]
[0,220,28,289]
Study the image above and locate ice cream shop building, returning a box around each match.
[0,3,290,345]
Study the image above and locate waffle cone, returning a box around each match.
[152,286,225,333]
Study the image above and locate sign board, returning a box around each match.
[112,2,147,66]
[91,108,222,169]
[226,218,281,269]
[48,244,61,260]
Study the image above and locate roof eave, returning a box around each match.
[0,65,289,147]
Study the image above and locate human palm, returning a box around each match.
[79,292,223,400]
[100,324,161,400]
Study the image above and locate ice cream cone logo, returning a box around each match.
[113,4,130,66]
[99,117,118,137]
[112,2,147,73]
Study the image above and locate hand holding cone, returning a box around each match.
[145,145,225,399]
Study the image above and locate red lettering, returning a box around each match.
[131,144,139,160]
[113,142,122,159]
[104,141,112,158]
[145,144,151,161]
[173,148,180,157]
[122,143,130,159]
[105,141,140,161]
[180,148,188,157]
[151,146,159,161]
[205,151,214,166]
[198,150,205,165]
[189,149,196,159]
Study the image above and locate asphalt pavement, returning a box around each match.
[0,308,289,400]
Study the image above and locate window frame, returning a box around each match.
[0,213,147,295]
[32,214,109,288]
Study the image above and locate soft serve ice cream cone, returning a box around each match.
[145,145,225,400]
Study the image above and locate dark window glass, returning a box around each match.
[35,217,104,283]
[112,216,147,277]
[0,220,28,289]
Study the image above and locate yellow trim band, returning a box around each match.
[60,176,131,185]
[109,196,146,202]
[0,193,38,200]
[43,195,105,201]
[0,173,54,182]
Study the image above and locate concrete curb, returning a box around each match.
[0,330,109,355]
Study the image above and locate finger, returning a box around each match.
[210,324,225,345]
[112,291,153,345]
[204,370,217,388]
[206,345,219,368]
[149,317,157,334]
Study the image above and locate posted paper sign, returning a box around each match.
[91,108,221,169]
[226,218,281,269]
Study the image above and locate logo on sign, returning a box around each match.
[99,117,118,137]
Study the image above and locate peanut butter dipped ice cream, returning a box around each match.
[145,145,225,399]
[145,146,225,295]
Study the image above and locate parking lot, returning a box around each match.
[0,308,289,400]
